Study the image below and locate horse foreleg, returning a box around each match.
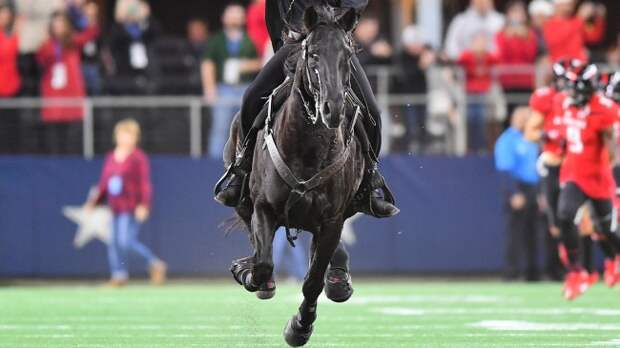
[249,201,277,298]
[284,221,343,347]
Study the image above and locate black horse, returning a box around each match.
[223,7,380,346]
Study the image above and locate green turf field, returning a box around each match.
[1,280,620,348]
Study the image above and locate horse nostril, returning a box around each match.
[323,102,331,116]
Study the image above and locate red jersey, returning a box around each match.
[561,94,618,199]
[36,25,99,123]
[247,0,269,57]
[529,87,566,156]
[95,148,152,214]
[0,31,21,97]
[457,51,498,94]
[495,30,538,89]
[543,16,605,63]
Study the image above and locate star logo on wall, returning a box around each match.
[63,206,112,248]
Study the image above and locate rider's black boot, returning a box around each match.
[355,163,399,218]
[214,148,253,208]
[215,174,244,207]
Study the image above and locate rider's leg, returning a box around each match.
[240,44,295,137]
[350,56,398,217]
[216,44,294,206]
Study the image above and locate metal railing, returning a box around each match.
[3,62,607,158]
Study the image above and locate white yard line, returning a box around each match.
[471,320,620,331]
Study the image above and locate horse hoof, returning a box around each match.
[256,289,275,300]
[252,262,274,285]
[283,316,313,347]
[256,278,276,300]
[324,268,354,303]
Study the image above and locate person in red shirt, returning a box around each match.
[495,1,538,116]
[524,60,571,281]
[37,10,99,154]
[246,0,269,58]
[602,71,620,287]
[557,64,620,300]
[0,4,21,154]
[458,32,499,153]
[543,0,606,63]
[525,61,568,239]
[86,119,167,287]
[0,4,20,98]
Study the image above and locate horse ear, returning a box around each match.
[303,6,319,32]
[337,8,358,33]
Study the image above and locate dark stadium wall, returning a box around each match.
[0,156,506,278]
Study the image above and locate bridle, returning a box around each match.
[296,26,355,128]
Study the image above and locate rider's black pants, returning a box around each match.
[239,43,382,156]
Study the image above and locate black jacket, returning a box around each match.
[266,0,367,51]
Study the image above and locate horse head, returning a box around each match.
[298,6,358,129]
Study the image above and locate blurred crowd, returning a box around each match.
[0,0,618,155]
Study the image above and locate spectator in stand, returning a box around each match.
[494,107,540,281]
[0,4,20,98]
[67,0,102,95]
[458,32,498,153]
[107,0,161,94]
[395,25,436,152]
[354,15,392,67]
[0,3,21,154]
[528,0,554,57]
[495,1,538,119]
[15,0,63,95]
[186,18,209,62]
[202,4,260,159]
[607,34,620,68]
[85,119,167,288]
[543,0,606,63]
[37,10,99,154]
[444,0,504,60]
[246,0,269,58]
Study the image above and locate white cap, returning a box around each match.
[529,0,554,16]
[401,25,426,46]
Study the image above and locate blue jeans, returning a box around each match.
[467,96,486,153]
[272,227,307,281]
[403,104,427,150]
[108,213,158,280]
[82,63,102,96]
[208,84,248,159]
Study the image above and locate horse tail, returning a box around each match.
[219,214,248,236]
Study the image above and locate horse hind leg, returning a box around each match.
[284,221,343,347]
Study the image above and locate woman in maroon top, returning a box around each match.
[37,10,99,154]
[86,119,166,287]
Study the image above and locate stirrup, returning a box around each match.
[214,164,236,197]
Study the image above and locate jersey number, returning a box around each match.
[566,126,584,154]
